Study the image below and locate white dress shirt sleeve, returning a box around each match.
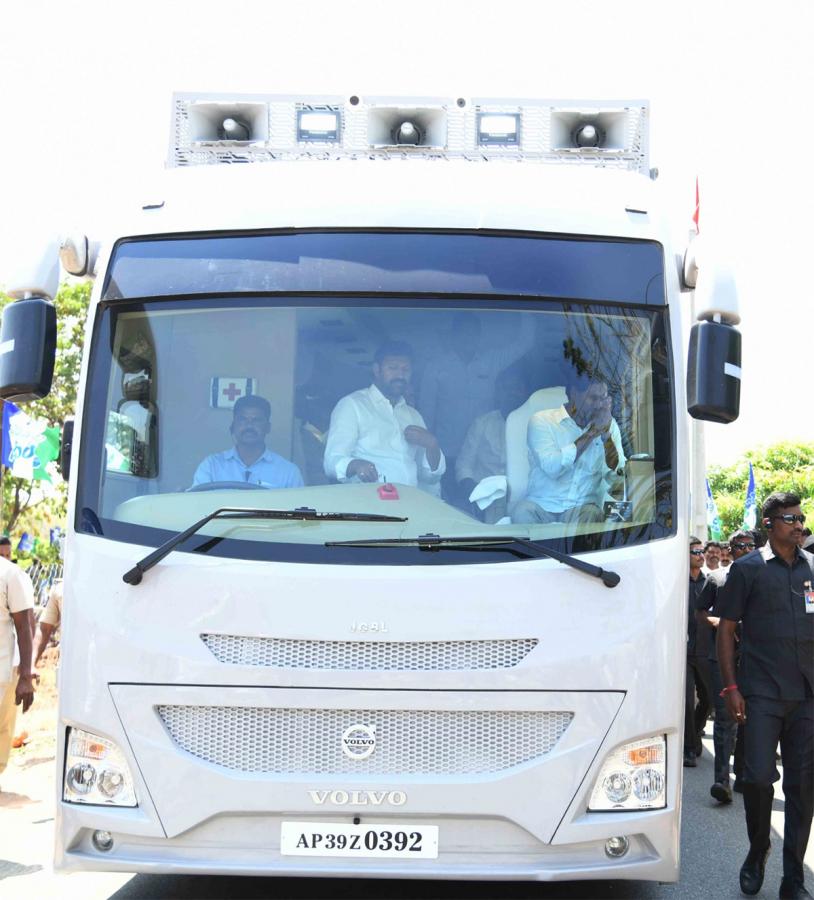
[606,419,627,475]
[455,417,484,483]
[413,410,446,484]
[324,395,361,482]
[528,413,577,478]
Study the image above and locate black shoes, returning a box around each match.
[710,781,733,803]
[779,879,813,899]
[683,750,697,768]
[739,843,770,895]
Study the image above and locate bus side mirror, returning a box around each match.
[687,320,741,423]
[60,417,75,480]
[0,298,57,402]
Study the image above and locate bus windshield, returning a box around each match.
[77,233,674,564]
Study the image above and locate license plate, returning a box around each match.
[280,822,439,859]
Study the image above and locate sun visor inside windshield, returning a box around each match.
[103,232,665,305]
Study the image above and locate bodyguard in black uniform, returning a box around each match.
[686,536,714,767]
[718,492,814,899]
[695,529,756,802]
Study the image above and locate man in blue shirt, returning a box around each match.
[192,395,303,488]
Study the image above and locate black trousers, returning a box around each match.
[685,656,712,755]
[711,659,739,783]
[742,695,814,884]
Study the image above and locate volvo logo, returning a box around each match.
[308,789,407,807]
[341,724,376,760]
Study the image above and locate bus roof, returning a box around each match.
[127,161,665,244]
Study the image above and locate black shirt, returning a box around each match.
[688,572,712,657]
[693,577,719,660]
[718,544,814,700]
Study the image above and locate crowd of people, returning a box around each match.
[686,492,814,899]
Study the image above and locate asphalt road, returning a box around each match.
[2,733,812,900]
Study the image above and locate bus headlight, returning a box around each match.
[63,727,138,807]
[588,735,666,811]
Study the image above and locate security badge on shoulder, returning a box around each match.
[805,580,814,614]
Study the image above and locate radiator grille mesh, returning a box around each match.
[200,634,538,671]
[158,705,573,775]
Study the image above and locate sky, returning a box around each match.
[1,0,812,467]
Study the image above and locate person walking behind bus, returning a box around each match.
[34,579,62,667]
[718,492,814,899]
[696,529,755,802]
[0,553,35,787]
[685,537,713,767]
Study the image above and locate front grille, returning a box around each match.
[200,634,538,671]
[157,705,573,775]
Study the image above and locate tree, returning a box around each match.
[0,281,92,537]
[707,442,814,539]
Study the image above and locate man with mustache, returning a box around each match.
[514,371,626,525]
[324,341,444,489]
[717,492,814,899]
[193,394,303,488]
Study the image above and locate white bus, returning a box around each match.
[0,95,741,884]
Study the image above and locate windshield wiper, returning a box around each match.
[123,506,408,586]
[325,533,620,588]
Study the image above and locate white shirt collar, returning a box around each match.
[368,383,406,409]
[225,446,274,464]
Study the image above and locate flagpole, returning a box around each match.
[689,183,709,541]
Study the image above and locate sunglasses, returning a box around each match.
[690,549,705,556]
[770,514,806,525]
[731,541,755,551]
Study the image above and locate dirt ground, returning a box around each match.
[1,647,59,805]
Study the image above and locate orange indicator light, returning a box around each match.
[625,746,663,766]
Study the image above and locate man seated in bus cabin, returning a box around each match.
[323,340,445,490]
[456,368,529,522]
[192,394,304,488]
[513,371,626,525]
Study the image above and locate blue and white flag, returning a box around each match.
[1,401,60,481]
[705,479,723,541]
[17,532,33,553]
[742,462,757,531]
[1,400,21,465]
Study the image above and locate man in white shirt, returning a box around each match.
[324,341,445,489]
[0,553,35,782]
[456,370,528,522]
[193,395,304,489]
[514,374,626,524]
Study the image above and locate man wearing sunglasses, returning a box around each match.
[696,530,756,803]
[718,492,814,899]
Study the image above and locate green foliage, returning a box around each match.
[1,281,92,544]
[708,441,814,538]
